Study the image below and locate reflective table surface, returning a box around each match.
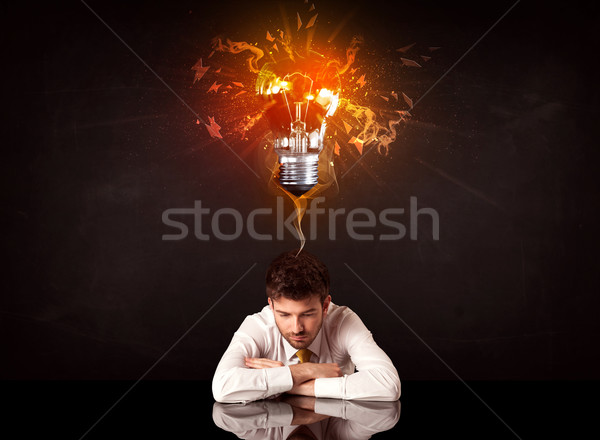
[5,381,595,438]
[213,397,400,439]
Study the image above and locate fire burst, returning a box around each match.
[191,0,437,249]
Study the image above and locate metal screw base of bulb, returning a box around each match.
[277,155,319,197]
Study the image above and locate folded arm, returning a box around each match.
[245,357,342,397]
[313,311,401,401]
[212,317,294,403]
[212,347,293,403]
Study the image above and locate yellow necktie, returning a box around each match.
[296,348,313,363]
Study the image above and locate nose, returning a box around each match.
[292,317,304,334]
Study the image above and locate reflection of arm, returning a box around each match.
[280,396,331,425]
[212,316,293,403]
[315,399,401,438]
[212,401,292,439]
[315,310,401,401]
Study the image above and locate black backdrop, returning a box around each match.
[3,0,598,381]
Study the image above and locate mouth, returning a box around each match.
[290,335,307,342]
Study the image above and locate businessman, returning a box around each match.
[212,249,400,403]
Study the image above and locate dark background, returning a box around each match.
[3,0,599,385]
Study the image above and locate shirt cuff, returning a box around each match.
[314,398,346,418]
[265,366,294,395]
[314,376,346,399]
[264,401,294,427]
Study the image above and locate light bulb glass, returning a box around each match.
[256,53,341,196]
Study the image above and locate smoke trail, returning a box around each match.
[280,183,331,255]
[328,35,363,75]
[211,38,265,73]
[340,99,408,155]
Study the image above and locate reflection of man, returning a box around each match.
[212,250,400,403]
[212,397,401,440]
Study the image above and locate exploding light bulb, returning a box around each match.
[257,53,341,196]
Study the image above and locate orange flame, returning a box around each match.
[197,15,429,253]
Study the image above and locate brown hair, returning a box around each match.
[266,249,330,304]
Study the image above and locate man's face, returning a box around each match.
[269,294,331,350]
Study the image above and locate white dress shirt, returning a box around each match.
[212,302,401,403]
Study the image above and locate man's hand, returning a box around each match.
[289,362,342,386]
[244,357,284,369]
[288,379,316,396]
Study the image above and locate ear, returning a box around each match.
[268,297,274,310]
[322,295,331,318]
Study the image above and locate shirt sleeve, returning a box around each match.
[314,310,401,401]
[212,316,294,403]
[212,401,294,433]
[315,399,401,437]
[315,399,400,439]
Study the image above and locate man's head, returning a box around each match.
[266,250,331,350]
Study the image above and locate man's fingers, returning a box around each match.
[331,363,342,377]
[313,363,342,378]
[334,363,342,377]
